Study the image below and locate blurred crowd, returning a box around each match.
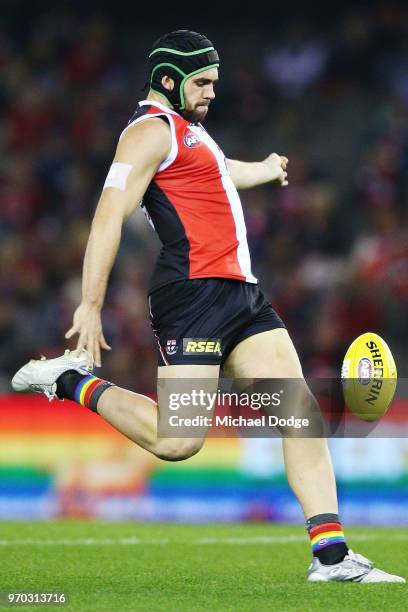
[1,3,407,392]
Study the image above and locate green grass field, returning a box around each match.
[1,522,406,611]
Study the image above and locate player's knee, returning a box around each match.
[300,386,320,413]
[284,379,320,414]
[272,380,323,437]
[155,439,204,462]
[287,385,323,437]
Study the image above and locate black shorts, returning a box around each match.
[148,279,285,366]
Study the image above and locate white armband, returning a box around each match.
[103,162,132,191]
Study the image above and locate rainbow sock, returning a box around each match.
[56,370,114,412]
[306,513,348,565]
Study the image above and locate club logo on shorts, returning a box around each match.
[184,132,202,148]
[165,339,178,355]
[183,338,222,355]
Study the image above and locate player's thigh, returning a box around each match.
[223,330,321,435]
[157,364,220,415]
[223,328,303,379]
[158,364,220,380]
[156,364,220,458]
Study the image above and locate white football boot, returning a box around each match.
[11,349,92,401]
[307,549,405,583]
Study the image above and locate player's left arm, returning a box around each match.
[226,153,288,189]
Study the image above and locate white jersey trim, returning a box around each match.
[148,295,169,366]
[138,99,179,116]
[119,103,178,172]
[189,125,257,284]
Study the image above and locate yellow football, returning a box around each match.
[341,332,397,421]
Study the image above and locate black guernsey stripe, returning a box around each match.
[143,181,190,293]
[127,104,150,124]
[127,103,169,126]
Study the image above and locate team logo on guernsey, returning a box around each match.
[165,339,178,355]
[183,338,222,355]
[184,131,202,148]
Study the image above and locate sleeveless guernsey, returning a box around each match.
[122,100,257,292]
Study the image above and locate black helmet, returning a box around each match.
[148,30,219,110]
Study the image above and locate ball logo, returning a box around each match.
[358,357,373,385]
[318,538,327,546]
[184,132,202,148]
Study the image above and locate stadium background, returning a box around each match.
[1,1,408,525]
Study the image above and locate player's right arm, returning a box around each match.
[65,118,171,367]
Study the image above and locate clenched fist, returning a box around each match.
[263,153,289,186]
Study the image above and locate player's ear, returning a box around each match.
[161,76,175,92]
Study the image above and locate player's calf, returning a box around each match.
[11,351,206,462]
[152,438,204,462]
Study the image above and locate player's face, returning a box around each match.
[182,67,218,123]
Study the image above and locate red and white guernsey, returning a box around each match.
[122,100,257,292]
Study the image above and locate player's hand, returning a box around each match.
[263,153,289,186]
[65,303,111,368]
